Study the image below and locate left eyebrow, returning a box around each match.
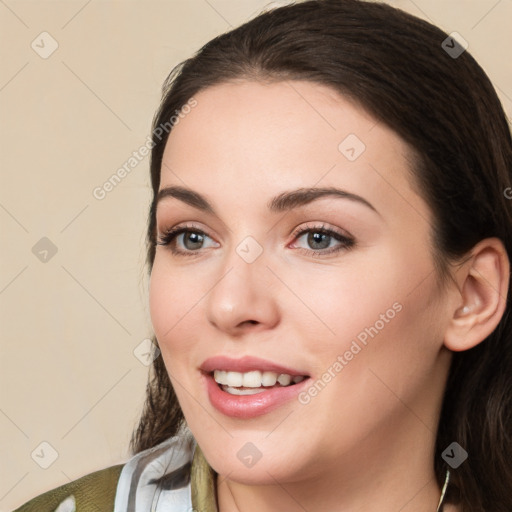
[156,185,381,217]
[268,186,381,216]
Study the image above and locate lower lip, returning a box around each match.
[202,372,311,419]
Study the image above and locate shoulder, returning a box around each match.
[12,464,124,512]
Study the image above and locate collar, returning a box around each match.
[113,430,218,512]
[191,441,218,512]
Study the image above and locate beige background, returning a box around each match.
[1,0,511,510]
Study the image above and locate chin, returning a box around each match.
[213,458,298,485]
[196,434,309,484]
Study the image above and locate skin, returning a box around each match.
[149,80,509,511]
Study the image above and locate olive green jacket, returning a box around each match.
[13,444,217,512]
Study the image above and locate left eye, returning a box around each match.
[291,225,355,255]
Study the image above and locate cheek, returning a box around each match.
[327,271,446,420]
[148,258,199,360]
[304,244,441,375]
[148,263,171,340]
[291,252,402,351]
[297,281,444,453]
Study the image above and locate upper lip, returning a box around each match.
[200,355,309,377]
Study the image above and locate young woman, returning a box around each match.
[14,0,512,511]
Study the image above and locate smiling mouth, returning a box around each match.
[211,369,309,395]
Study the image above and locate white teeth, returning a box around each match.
[222,386,266,395]
[261,371,278,386]
[242,371,262,387]
[277,374,292,386]
[214,370,228,385]
[213,369,306,388]
[226,371,243,387]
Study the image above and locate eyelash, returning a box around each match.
[156,222,355,258]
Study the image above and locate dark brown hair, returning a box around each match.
[130,1,512,509]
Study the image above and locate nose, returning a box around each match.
[205,245,280,336]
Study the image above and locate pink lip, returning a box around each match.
[199,355,311,419]
[202,372,311,419]
[199,355,309,376]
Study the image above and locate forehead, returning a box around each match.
[164,80,383,169]
[159,80,431,226]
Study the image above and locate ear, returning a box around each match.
[444,237,510,352]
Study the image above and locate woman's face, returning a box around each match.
[149,80,456,485]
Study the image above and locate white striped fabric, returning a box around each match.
[113,429,197,512]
